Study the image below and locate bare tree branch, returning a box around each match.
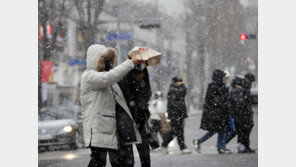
[51,0,66,50]
[87,0,91,25]
[74,0,85,24]
[93,0,105,27]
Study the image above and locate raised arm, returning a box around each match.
[83,59,134,90]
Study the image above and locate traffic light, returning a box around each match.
[240,33,246,41]
[240,33,257,41]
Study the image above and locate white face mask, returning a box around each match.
[223,77,229,83]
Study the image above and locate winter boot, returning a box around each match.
[240,147,256,153]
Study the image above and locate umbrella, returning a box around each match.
[128,47,162,66]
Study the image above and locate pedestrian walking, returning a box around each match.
[217,70,235,153]
[118,64,152,167]
[148,91,166,150]
[229,76,256,153]
[244,73,257,107]
[160,77,192,154]
[193,69,231,154]
[81,44,143,167]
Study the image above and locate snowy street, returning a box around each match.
[39,113,258,167]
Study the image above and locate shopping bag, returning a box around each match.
[128,47,162,66]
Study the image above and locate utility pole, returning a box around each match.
[115,0,121,64]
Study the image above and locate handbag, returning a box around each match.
[160,114,171,135]
[146,123,160,149]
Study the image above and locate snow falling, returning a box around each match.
[38,0,258,166]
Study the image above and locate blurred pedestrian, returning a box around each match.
[118,64,152,167]
[193,69,231,154]
[244,73,257,106]
[81,44,143,167]
[217,70,234,153]
[160,77,192,154]
[148,91,166,150]
[229,76,256,153]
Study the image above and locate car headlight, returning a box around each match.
[63,126,73,133]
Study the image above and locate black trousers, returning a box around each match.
[223,125,253,150]
[88,147,122,167]
[237,126,253,149]
[161,119,187,150]
[120,127,150,167]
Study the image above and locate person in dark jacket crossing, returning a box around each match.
[228,76,256,153]
[244,73,257,106]
[240,73,256,153]
[118,64,152,167]
[193,69,232,154]
[160,77,192,154]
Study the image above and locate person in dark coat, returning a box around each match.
[242,73,256,153]
[118,64,152,167]
[228,76,255,153]
[160,77,192,154]
[217,71,235,153]
[193,69,231,154]
[244,73,257,106]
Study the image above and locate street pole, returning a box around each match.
[116,1,121,65]
[154,0,163,91]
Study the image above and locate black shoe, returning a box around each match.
[239,148,256,154]
[244,148,256,153]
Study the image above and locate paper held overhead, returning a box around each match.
[128,47,162,66]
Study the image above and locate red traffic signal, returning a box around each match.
[240,33,246,41]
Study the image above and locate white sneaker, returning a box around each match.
[150,147,160,152]
[237,143,245,153]
[223,148,233,154]
[193,139,201,153]
[181,149,192,154]
[160,146,169,154]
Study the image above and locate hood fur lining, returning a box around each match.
[96,47,117,72]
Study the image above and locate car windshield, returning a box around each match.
[38,108,75,121]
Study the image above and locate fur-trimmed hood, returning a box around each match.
[96,47,117,72]
[86,44,117,71]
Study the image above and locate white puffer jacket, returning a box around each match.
[149,99,165,120]
[81,44,142,149]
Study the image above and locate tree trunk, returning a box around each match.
[198,44,206,110]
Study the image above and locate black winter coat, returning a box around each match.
[167,84,188,121]
[229,79,254,131]
[200,72,229,132]
[118,65,152,131]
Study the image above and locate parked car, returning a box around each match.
[38,106,82,150]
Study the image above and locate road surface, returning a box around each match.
[39,113,258,167]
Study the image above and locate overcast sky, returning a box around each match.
[135,0,257,15]
[135,0,185,15]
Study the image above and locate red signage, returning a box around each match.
[46,22,53,39]
[39,24,44,41]
[41,61,55,83]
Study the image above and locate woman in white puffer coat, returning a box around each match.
[81,44,143,167]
